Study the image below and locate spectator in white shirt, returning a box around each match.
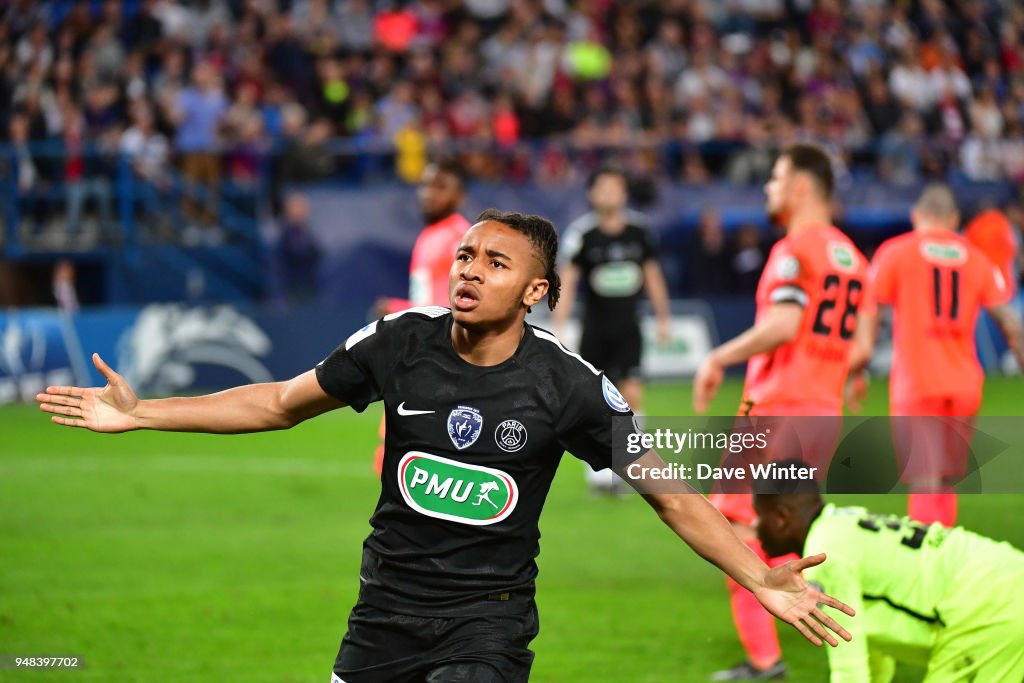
[929,45,972,103]
[120,102,170,187]
[889,49,934,111]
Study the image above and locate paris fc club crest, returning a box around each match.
[448,405,483,450]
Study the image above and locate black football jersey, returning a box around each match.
[315,306,636,615]
[560,212,656,328]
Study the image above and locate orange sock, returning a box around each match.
[908,491,957,527]
[725,537,783,670]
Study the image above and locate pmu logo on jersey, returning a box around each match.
[827,241,858,273]
[494,419,528,453]
[602,376,631,413]
[447,405,483,449]
[590,261,644,297]
[398,452,519,525]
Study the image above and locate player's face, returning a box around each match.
[588,173,628,214]
[450,221,548,329]
[418,165,463,225]
[764,156,793,225]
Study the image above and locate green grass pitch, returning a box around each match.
[2,378,1022,682]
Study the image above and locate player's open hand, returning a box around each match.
[693,357,723,414]
[36,353,139,433]
[754,553,855,647]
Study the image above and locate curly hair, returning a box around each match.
[474,208,561,311]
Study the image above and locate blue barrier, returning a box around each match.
[300,179,1019,314]
[3,295,1017,404]
[0,301,366,403]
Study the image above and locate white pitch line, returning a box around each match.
[0,454,375,478]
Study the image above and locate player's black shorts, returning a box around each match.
[579,323,642,383]
[332,599,538,683]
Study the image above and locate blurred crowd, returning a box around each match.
[3,0,1024,204]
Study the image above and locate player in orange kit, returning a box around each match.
[964,206,1019,300]
[964,206,1020,371]
[694,144,870,681]
[373,160,471,474]
[849,185,1024,527]
[379,160,472,315]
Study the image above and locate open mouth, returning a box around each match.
[453,284,481,311]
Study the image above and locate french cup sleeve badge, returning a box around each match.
[602,376,631,413]
[776,254,801,282]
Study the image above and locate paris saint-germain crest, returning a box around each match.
[495,419,528,453]
[448,406,483,450]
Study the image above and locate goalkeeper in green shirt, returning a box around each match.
[753,464,1024,682]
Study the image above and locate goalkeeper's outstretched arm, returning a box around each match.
[37,353,344,434]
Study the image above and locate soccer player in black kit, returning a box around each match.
[38,210,854,683]
[555,165,671,413]
[556,166,671,492]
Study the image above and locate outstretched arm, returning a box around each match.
[693,302,803,413]
[622,450,854,647]
[37,353,344,433]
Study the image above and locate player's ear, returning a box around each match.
[522,277,549,310]
[766,501,786,525]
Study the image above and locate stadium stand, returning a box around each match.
[1,0,1022,306]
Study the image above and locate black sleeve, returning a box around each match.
[560,218,589,267]
[570,236,588,267]
[556,373,637,471]
[640,226,657,262]
[315,318,396,412]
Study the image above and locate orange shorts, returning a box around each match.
[892,396,979,484]
[739,400,839,418]
[891,395,982,417]
[711,403,841,524]
[710,492,758,526]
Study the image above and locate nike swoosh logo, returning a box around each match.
[397,402,435,416]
